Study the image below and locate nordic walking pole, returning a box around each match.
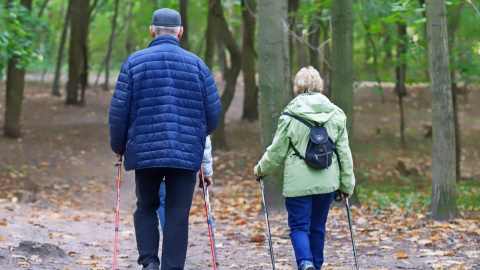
[345,197,359,270]
[257,177,276,270]
[334,191,359,270]
[113,156,122,270]
[200,167,219,269]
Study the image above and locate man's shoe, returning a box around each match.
[298,260,315,270]
[142,262,160,270]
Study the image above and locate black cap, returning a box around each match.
[152,8,181,27]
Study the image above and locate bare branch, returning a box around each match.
[281,18,332,70]
[466,0,480,16]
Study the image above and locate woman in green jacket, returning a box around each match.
[254,66,355,270]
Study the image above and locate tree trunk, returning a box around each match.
[4,58,26,139]
[319,20,332,98]
[179,0,189,50]
[52,0,70,96]
[216,35,227,81]
[257,0,291,212]
[288,0,302,73]
[359,8,384,102]
[308,15,321,71]
[331,0,360,206]
[66,0,89,105]
[395,22,408,148]
[447,2,464,182]
[124,1,135,55]
[241,0,258,122]
[209,0,242,150]
[103,0,119,91]
[426,0,459,221]
[205,0,216,69]
[4,0,32,139]
[37,0,50,18]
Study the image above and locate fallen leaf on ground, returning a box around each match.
[249,234,266,242]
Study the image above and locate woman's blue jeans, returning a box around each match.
[285,192,335,270]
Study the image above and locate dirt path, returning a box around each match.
[0,78,479,270]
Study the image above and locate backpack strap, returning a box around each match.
[289,141,305,160]
[283,112,311,160]
[282,112,319,127]
[334,148,342,171]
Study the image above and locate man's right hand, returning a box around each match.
[199,176,213,188]
[204,176,213,186]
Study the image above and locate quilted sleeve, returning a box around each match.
[109,62,133,154]
[201,66,222,135]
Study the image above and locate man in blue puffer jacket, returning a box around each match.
[109,8,222,270]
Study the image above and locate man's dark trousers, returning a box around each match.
[134,167,197,269]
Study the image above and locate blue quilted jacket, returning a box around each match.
[109,35,222,171]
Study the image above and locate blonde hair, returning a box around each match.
[293,66,324,96]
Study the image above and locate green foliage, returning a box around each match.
[0,2,44,77]
[358,181,479,219]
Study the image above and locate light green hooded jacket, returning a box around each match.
[254,93,355,197]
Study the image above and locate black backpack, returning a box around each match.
[283,112,340,170]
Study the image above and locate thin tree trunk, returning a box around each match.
[396,22,408,148]
[4,0,32,139]
[331,0,359,206]
[257,0,291,211]
[426,0,459,221]
[52,0,70,96]
[210,0,242,150]
[447,2,464,182]
[66,0,89,105]
[216,35,227,81]
[241,0,258,122]
[95,55,106,87]
[124,1,135,55]
[359,10,384,102]
[103,0,120,91]
[319,19,332,98]
[179,0,189,50]
[37,0,50,18]
[5,58,26,138]
[205,0,216,69]
[308,16,321,71]
[288,0,300,73]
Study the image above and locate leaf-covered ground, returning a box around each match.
[0,79,479,269]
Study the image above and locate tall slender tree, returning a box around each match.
[395,22,408,148]
[66,0,89,105]
[103,0,120,90]
[447,2,465,182]
[257,0,291,210]
[52,0,70,96]
[209,0,242,150]
[4,0,33,138]
[241,0,258,122]
[179,0,189,50]
[331,0,354,136]
[426,0,459,221]
[331,0,360,206]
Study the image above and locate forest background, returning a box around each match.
[0,0,479,269]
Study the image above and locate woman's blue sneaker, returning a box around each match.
[299,260,315,270]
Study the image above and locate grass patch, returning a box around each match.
[357,181,479,219]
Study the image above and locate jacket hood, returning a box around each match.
[284,93,335,124]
